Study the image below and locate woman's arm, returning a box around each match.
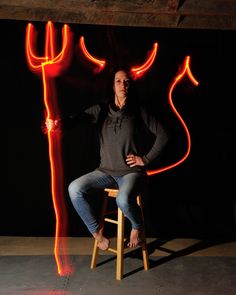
[140,107,169,165]
[44,104,102,132]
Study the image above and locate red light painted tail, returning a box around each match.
[147,55,199,176]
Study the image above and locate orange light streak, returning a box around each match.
[45,21,55,59]
[130,42,158,80]
[25,21,73,276]
[26,24,47,71]
[79,36,106,71]
[147,55,199,176]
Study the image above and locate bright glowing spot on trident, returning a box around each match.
[147,55,199,176]
[25,21,73,276]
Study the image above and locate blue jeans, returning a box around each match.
[68,170,148,234]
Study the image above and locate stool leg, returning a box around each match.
[90,239,99,269]
[141,241,149,270]
[137,195,149,270]
[116,208,124,280]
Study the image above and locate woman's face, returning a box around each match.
[113,70,131,100]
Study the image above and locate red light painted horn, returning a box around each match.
[79,36,106,72]
[130,42,158,80]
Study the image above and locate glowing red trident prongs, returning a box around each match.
[147,55,199,176]
[25,21,73,276]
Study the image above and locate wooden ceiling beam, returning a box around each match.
[167,0,180,12]
[0,0,235,30]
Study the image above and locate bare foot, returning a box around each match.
[92,230,110,250]
[97,236,110,250]
[127,228,145,248]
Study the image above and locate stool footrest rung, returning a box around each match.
[107,247,117,254]
[104,217,118,224]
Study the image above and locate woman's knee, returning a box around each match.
[116,194,129,211]
[68,179,83,200]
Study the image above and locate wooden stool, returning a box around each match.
[90,188,149,280]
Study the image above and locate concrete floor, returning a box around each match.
[0,236,236,295]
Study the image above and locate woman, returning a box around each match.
[68,68,168,250]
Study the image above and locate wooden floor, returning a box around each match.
[0,236,236,256]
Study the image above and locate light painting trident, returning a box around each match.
[25,21,73,276]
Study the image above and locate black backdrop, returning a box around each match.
[2,19,236,238]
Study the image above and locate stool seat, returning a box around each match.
[90,188,149,280]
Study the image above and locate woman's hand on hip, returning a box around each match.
[126,154,145,167]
